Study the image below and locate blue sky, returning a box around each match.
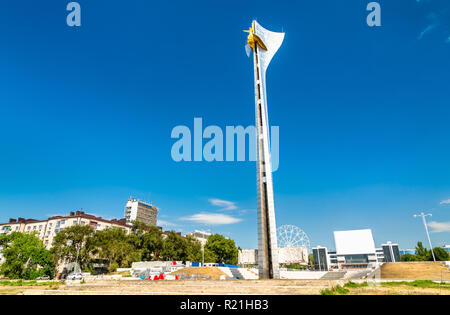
[0,1,449,250]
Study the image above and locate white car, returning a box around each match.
[36,275,51,281]
[67,273,83,281]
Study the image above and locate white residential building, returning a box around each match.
[124,197,158,226]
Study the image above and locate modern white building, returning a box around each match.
[187,230,212,245]
[381,241,401,262]
[312,246,330,271]
[332,229,379,269]
[312,229,399,271]
[124,197,158,226]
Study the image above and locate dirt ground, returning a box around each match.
[381,262,450,280]
[0,283,61,295]
[2,279,449,295]
[170,267,229,280]
[16,279,335,295]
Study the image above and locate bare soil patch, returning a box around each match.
[19,279,334,295]
[381,262,450,280]
[171,267,228,280]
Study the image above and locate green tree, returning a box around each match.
[415,242,430,261]
[50,225,95,270]
[0,232,54,280]
[432,247,449,261]
[400,254,417,262]
[205,234,238,265]
[92,228,140,272]
[407,242,449,262]
[131,220,150,235]
[126,232,143,257]
[161,231,186,262]
[185,235,202,262]
[141,226,164,261]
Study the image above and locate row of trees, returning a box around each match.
[0,222,239,279]
[401,242,449,262]
[0,232,54,279]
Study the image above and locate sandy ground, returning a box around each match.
[381,262,450,280]
[0,284,61,295]
[16,279,336,295]
[2,279,449,295]
[170,267,229,280]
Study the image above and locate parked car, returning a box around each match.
[36,275,50,281]
[67,273,83,281]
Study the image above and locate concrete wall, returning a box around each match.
[280,271,328,280]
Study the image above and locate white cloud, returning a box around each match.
[237,209,256,216]
[440,199,450,205]
[418,24,437,40]
[428,221,450,233]
[208,198,237,210]
[181,213,243,225]
[157,219,178,228]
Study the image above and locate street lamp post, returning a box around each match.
[201,243,205,267]
[413,212,436,262]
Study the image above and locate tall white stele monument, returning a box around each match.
[244,20,285,279]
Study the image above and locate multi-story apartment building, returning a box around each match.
[0,211,132,249]
[124,197,158,226]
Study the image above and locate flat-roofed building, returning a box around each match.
[124,197,158,226]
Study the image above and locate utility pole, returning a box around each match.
[413,212,436,262]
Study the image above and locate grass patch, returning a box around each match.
[321,281,370,295]
[380,280,450,289]
[0,280,60,287]
[344,281,369,288]
[322,280,450,295]
[320,288,333,295]
[320,284,350,295]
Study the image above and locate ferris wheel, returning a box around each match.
[277,225,311,255]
